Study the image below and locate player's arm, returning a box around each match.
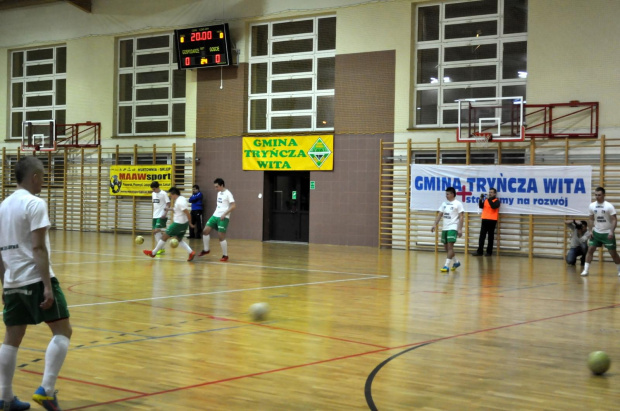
[457,211,464,237]
[222,202,236,219]
[184,209,194,228]
[589,213,595,237]
[431,211,442,233]
[32,227,54,310]
[609,214,617,239]
[0,252,5,287]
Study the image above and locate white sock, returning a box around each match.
[616,264,620,272]
[155,232,162,242]
[0,345,18,401]
[453,257,459,264]
[152,240,166,254]
[221,240,228,256]
[444,258,451,267]
[41,335,69,396]
[584,262,590,272]
[179,240,192,253]
[202,234,210,251]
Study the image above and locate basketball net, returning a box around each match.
[473,132,492,148]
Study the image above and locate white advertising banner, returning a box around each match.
[410,165,592,216]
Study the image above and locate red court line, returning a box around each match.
[65,302,620,410]
[67,286,388,349]
[20,369,147,395]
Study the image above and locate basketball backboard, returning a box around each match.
[21,120,57,152]
[456,96,525,143]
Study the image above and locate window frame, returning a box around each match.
[414,0,528,128]
[9,45,67,141]
[116,33,186,137]
[248,16,336,133]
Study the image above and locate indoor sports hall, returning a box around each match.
[0,0,619,410]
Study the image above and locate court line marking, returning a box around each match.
[52,249,384,277]
[20,369,147,395]
[67,275,387,308]
[61,301,620,410]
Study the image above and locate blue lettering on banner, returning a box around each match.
[543,178,586,194]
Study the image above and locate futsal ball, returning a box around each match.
[134,235,144,245]
[170,238,179,248]
[250,302,270,321]
[588,351,611,375]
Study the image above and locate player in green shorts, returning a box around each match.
[0,157,72,411]
[150,181,170,255]
[144,187,196,261]
[581,186,620,276]
[431,187,464,273]
[199,178,236,262]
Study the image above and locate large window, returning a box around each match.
[414,0,527,127]
[10,46,66,140]
[117,34,186,136]
[249,16,336,132]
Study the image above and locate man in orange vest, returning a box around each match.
[472,188,500,256]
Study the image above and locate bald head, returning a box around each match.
[15,156,44,184]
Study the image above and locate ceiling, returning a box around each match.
[0,0,91,13]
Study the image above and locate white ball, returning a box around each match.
[135,235,144,245]
[250,302,270,321]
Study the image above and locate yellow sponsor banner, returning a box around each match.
[109,165,172,196]
[242,135,333,171]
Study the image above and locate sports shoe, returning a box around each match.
[451,261,461,271]
[471,252,482,256]
[32,386,59,411]
[440,266,449,272]
[0,396,30,411]
[580,270,589,276]
[143,250,155,258]
[220,256,229,262]
[198,250,210,257]
[187,251,196,262]
[156,249,165,255]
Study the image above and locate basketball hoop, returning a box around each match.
[473,132,492,147]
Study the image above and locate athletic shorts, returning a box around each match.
[441,230,458,244]
[588,230,616,250]
[3,277,70,326]
[152,217,167,230]
[206,216,230,233]
[166,222,189,239]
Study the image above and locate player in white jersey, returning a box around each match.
[581,186,620,276]
[143,187,195,261]
[150,181,170,256]
[199,178,236,262]
[431,187,464,272]
[0,157,72,411]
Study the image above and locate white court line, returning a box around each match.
[68,275,387,308]
[52,250,382,277]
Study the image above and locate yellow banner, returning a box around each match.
[242,135,333,171]
[109,165,172,196]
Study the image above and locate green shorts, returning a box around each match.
[441,230,458,244]
[588,230,616,250]
[3,277,70,326]
[166,222,189,239]
[152,217,167,230]
[206,216,230,233]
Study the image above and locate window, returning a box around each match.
[117,34,186,136]
[249,16,336,132]
[414,0,527,127]
[10,46,66,140]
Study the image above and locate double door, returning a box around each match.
[264,172,309,242]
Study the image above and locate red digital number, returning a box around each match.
[190,31,213,41]
[190,33,196,42]
[215,54,221,63]
[185,57,190,67]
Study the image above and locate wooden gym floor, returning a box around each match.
[9,231,620,410]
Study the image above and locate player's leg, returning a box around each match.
[440,231,451,272]
[200,217,218,256]
[0,325,28,409]
[581,234,601,276]
[218,219,230,261]
[603,235,620,274]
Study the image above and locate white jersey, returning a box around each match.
[589,201,616,234]
[0,189,56,288]
[152,190,170,218]
[172,196,190,224]
[438,199,464,231]
[213,189,235,219]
